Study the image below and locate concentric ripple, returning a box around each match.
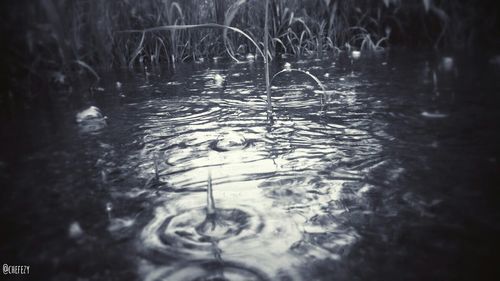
[160,207,262,244]
[140,202,265,259]
[146,260,272,281]
[129,59,395,280]
[210,131,249,152]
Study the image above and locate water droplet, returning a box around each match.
[69,221,84,239]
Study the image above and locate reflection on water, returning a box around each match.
[125,61,381,280]
[1,52,499,281]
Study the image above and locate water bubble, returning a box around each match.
[68,221,84,239]
[76,106,103,123]
[351,50,361,60]
[246,53,255,62]
[75,106,107,133]
[213,74,224,86]
[106,202,113,213]
[440,56,454,72]
[421,111,448,118]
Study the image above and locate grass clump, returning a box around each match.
[2,0,498,106]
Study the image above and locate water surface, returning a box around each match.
[1,52,499,280]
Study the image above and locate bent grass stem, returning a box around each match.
[271,69,327,106]
[74,60,100,81]
[118,24,266,65]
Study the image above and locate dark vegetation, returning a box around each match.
[1,0,498,111]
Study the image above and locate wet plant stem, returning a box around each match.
[119,24,265,67]
[264,0,273,123]
[271,69,327,106]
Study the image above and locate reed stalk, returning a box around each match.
[119,23,265,67]
[6,0,493,104]
[264,0,273,122]
[74,60,100,81]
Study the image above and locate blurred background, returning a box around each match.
[0,1,499,281]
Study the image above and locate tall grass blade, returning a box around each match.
[264,0,273,121]
[74,60,100,81]
[128,32,145,69]
[119,24,265,61]
[423,0,432,12]
[224,0,248,62]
